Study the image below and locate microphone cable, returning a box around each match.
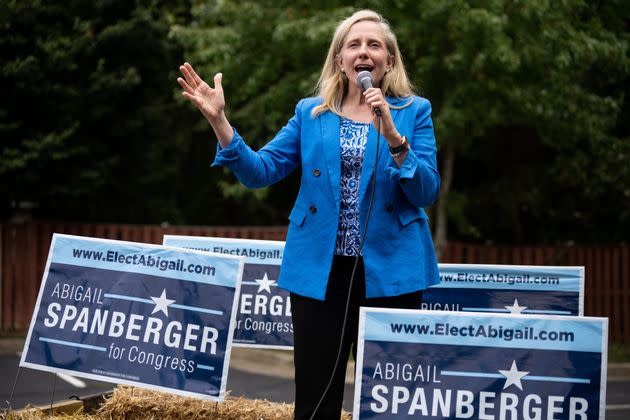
[308,115,382,420]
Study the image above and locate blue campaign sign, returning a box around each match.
[20,234,244,401]
[424,264,585,316]
[163,236,292,350]
[354,308,607,419]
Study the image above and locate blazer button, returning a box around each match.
[386,204,394,212]
[313,169,321,177]
[309,205,317,214]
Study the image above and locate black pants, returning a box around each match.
[291,255,422,420]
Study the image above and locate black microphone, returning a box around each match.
[356,70,381,116]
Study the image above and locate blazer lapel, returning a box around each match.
[320,111,341,205]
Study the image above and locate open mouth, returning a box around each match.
[355,64,374,73]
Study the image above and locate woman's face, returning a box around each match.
[338,20,393,90]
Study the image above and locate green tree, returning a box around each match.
[396,0,630,248]
[3,0,628,244]
[1,0,194,223]
[174,0,629,244]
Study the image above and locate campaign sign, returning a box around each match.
[20,234,243,400]
[424,264,585,316]
[354,309,607,419]
[163,236,292,349]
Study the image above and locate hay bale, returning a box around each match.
[2,386,352,419]
[1,407,96,420]
[97,386,351,420]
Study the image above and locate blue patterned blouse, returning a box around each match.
[334,117,370,256]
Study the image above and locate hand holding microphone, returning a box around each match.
[356,71,405,157]
[356,70,382,116]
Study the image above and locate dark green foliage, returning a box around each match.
[173,0,629,242]
[1,0,629,243]
[1,0,195,223]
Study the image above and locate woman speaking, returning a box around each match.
[178,9,440,420]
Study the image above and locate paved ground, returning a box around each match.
[2,338,629,417]
[0,339,355,412]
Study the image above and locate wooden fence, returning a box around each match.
[2,222,629,342]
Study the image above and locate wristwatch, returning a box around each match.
[389,135,409,157]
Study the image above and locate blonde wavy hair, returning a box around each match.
[312,10,415,117]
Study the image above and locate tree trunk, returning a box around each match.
[434,140,455,260]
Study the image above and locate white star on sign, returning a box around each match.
[255,273,277,294]
[150,289,176,316]
[499,360,529,391]
[505,298,528,314]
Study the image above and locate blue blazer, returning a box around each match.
[213,96,441,300]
